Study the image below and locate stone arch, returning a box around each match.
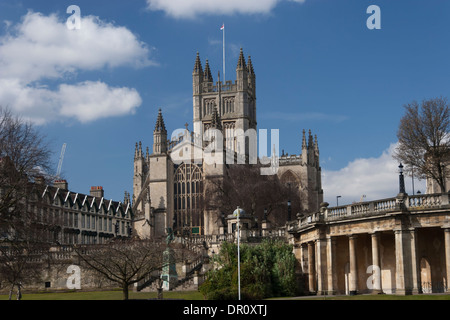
[420,257,432,293]
[280,169,301,188]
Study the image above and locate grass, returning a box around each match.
[1,289,449,300]
[0,289,205,300]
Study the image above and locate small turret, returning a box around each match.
[236,48,248,92]
[301,130,307,164]
[135,141,144,160]
[237,48,247,70]
[153,109,167,154]
[314,134,320,167]
[154,108,166,132]
[193,52,203,96]
[133,141,145,202]
[193,52,203,75]
[247,55,256,95]
[204,59,213,83]
[308,130,315,164]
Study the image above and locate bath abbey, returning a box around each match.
[127,49,450,296]
[1,48,449,297]
[131,49,323,239]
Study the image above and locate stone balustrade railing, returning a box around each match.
[288,192,450,232]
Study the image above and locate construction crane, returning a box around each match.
[56,143,67,179]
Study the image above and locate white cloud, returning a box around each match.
[0,79,142,124]
[146,0,306,19]
[59,81,142,123]
[322,143,426,205]
[0,11,153,124]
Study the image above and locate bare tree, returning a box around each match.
[73,238,196,300]
[0,233,49,299]
[205,163,303,228]
[394,97,450,193]
[0,107,54,299]
[0,107,53,229]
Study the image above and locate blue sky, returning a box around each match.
[0,0,448,206]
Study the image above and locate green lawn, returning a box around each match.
[1,290,449,300]
[0,289,205,300]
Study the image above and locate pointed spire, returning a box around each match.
[236,48,246,70]
[247,55,255,75]
[193,51,203,75]
[154,108,167,132]
[302,129,307,149]
[314,135,319,152]
[308,129,314,149]
[137,141,143,158]
[134,142,139,159]
[301,130,308,165]
[203,59,213,82]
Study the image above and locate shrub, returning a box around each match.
[200,239,298,300]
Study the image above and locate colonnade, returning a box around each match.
[296,227,450,295]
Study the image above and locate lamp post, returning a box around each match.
[399,163,406,194]
[234,206,241,300]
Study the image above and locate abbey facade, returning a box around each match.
[132,49,323,239]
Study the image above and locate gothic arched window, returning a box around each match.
[173,163,203,236]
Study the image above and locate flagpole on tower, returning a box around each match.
[221,23,225,82]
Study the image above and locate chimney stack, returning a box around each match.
[54,179,68,190]
[90,186,104,198]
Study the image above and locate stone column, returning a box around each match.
[394,229,406,295]
[326,236,337,295]
[445,228,450,293]
[348,235,358,295]
[395,228,418,295]
[370,232,382,293]
[300,244,306,274]
[315,239,324,295]
[409,229,420,294]
[308,242,315,294]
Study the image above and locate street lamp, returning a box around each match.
[398,163,406,194]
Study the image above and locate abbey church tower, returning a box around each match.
[132,48,323,239]
[192,48,256,157]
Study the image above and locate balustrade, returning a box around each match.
[292,193,450,230]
